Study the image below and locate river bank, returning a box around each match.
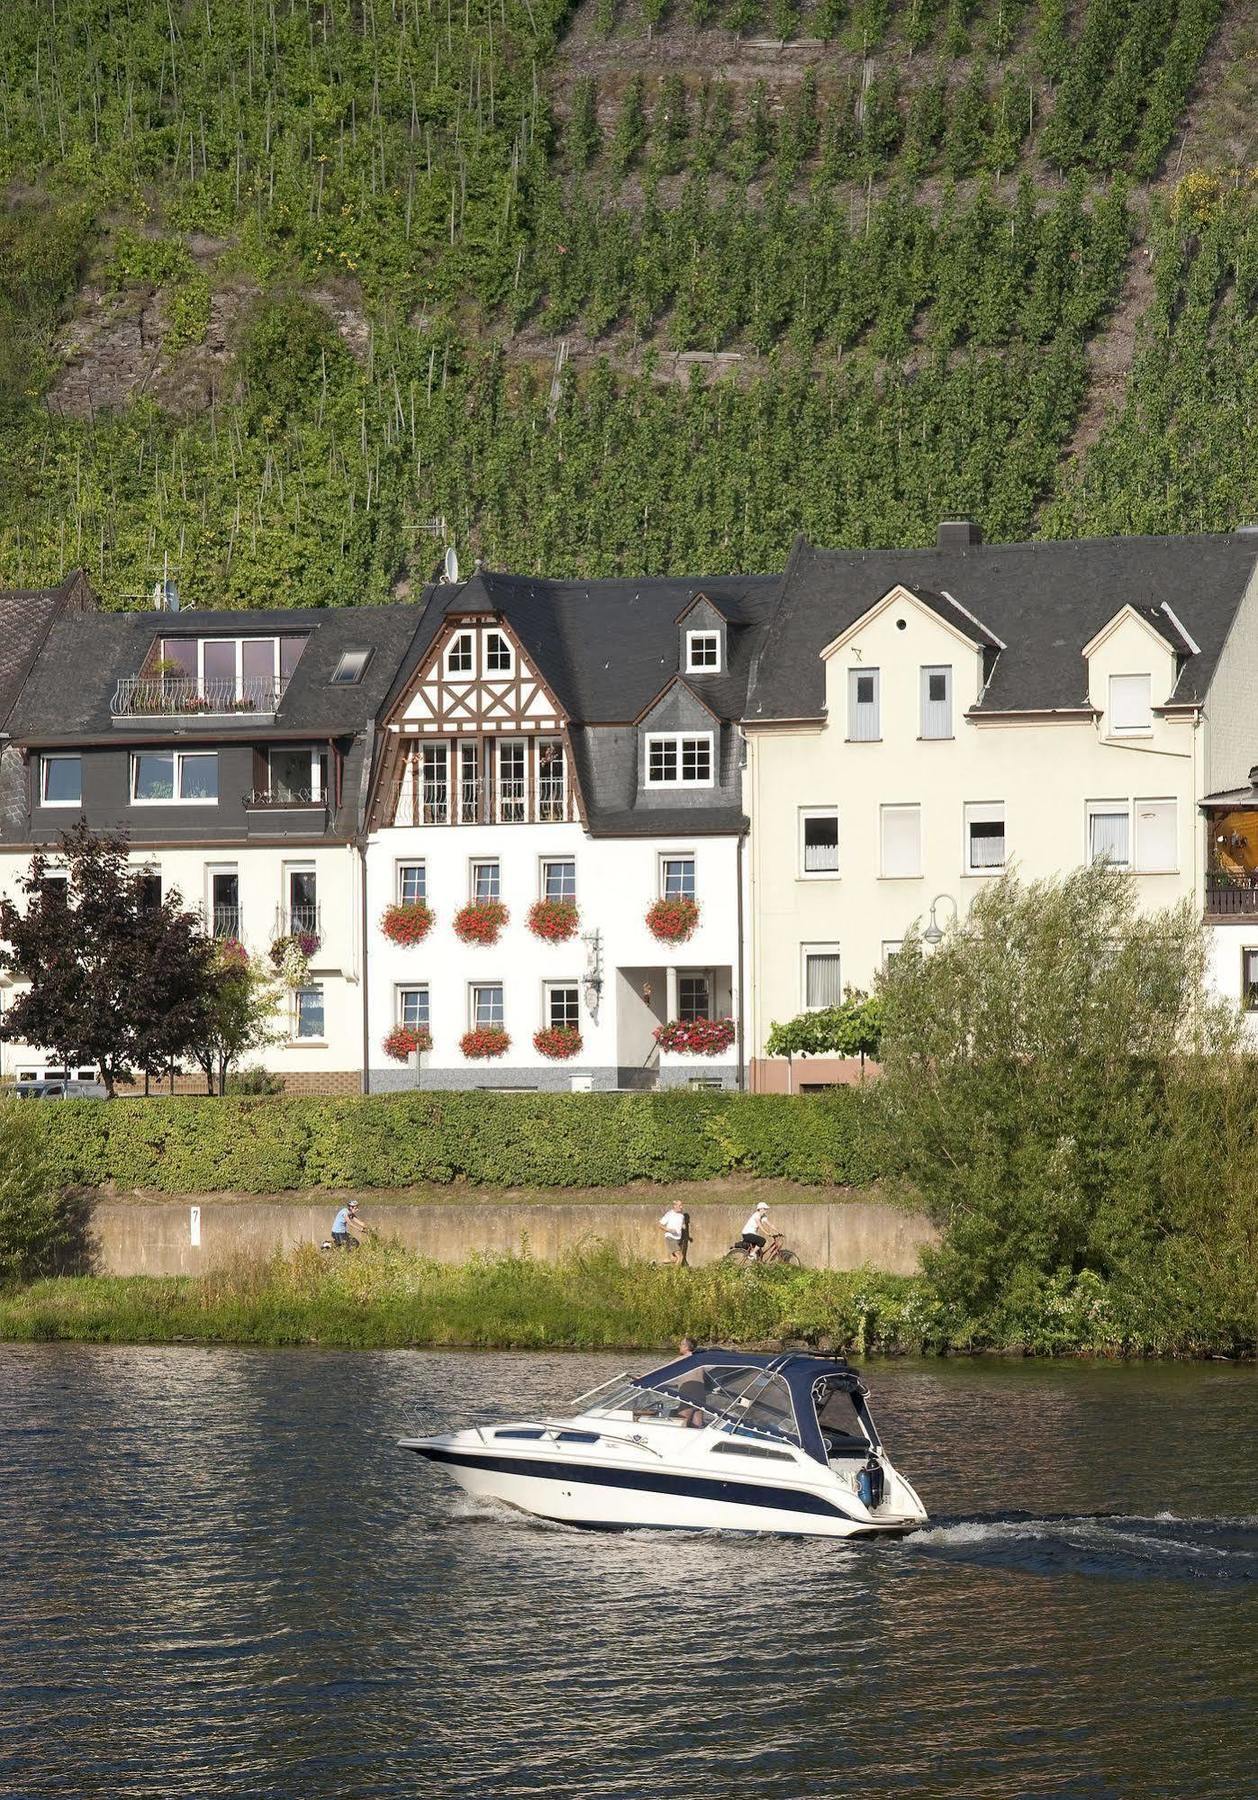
[2,1243,1253,1358]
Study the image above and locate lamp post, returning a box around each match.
[922,893,958,949]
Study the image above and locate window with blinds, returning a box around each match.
[880,804,922,878]
[803,947,842,1009]
[920,666,952,739]
[965,802,1006,873]
[1087,803,1130,868]
[1109,674,1152,734]
[848,668,880,740]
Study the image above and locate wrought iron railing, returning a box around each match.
[111,676,283,717]
[207,904,242,939]
[538,778,566,822]
[277,903,322,939]
[244,788,327,809]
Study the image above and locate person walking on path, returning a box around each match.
[660,1204,691,1265]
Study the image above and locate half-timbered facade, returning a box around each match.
[365,572,776,1091]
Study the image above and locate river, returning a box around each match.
[2,1346,1255,1800]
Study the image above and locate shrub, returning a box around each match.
[527,899,579,942]
[460,1026,511,1059]
[381,901,434,945]
[654,1018,735,1055]
[646,897,699,943]
[454,900,509,945]
[224,1068,284,1096]
[0,1099,92,1282]
[534,1026,583,1059]
[384,1024,433,1062]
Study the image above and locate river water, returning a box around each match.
[2,1346,1255,1800]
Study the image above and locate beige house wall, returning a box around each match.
[747,587,1206,1063]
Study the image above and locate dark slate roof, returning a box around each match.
[6,602,421,743]
[747,533,1258,721]
[0,576,85,730]
[390,571,779,724]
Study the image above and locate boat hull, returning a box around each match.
[404,1441,922,1539]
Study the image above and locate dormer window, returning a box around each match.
[647,733,714,787]
[1109,674,1152,734]
[331,647,371,685]
[486,631,512,673]
[447,633,473,674]
[686,631,722,674]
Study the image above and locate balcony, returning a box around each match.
[275,903,322,943]
[111,676,283,724]
[393,777,568,827]
[206,904,242,939]
[1205,872,1258,918]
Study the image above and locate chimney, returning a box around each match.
[937,519,983,550]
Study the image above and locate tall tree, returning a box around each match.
[191,940,283,1097]
[0,826,214,1096]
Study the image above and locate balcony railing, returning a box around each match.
[1205,872,1258,917]
[393,777,568,827]
[207,904,242,939]
[111,676,283,718]
[276,903,322,940]
[244,789,328,811]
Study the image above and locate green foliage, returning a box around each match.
[872,866,1254,1349]
[32,1090,878,1193]
[0,198,91,422]
[765,994,884,1062]
[610,77,649,175]
[0,1100,91,1284]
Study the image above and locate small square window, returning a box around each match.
[471,859,500,901]
[661,855,695,899]
[41,754,82,807]
[472,984,504,1027]
[542,858,576,902]
[397,862,426,904]
[447,633,473,673]
[295,986,325,1039]
[330,648,371,685]
[648,738,678,784]
[546,984,580,1030]
[681,737,712,783]
[1242,950,1258,1012]
[485,632,512,673]
[398,986,430,1029]
[686,631,721,673]
[801,809,839,876]
[678,974,711,1021]
[965,802,1006,873]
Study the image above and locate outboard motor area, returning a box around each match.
[857,1456,886,1511]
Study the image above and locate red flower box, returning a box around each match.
[533,1026,583,1060]
[383,1023,433,1062]
[646,896,699,943]
[653,1017,736,1056]
[527,898,579,942]
[381,901,434,946]
[460,1025,511,1060]
[454,899,509,945]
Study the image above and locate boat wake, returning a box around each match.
[905,1511,1258,1584]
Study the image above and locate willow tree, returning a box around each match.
[872,864,1247,1340]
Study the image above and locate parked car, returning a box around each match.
[12,1079,108,1101]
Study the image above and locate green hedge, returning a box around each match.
[35,1090,878,1194]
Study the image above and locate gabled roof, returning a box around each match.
[747,532,1258,721]
[0,571,95,731]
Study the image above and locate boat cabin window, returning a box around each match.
[814,1381,868,1453]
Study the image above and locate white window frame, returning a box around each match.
[540,857,576,902]
[293,984,325,1041]
[677,970,714,1022]
[497,739,527,823]
[469,858,501,902]
[267,745,326,803]
[881,940,903,971]
[470,982,505,1029]
[848,667,880,741]
[543,981,581,1031]
[1241,948,1258,1013]
[920,665,953,740]
[799,807,839,879]
[880,803,922,879]
[397,984,430,1029]
[659,853,696,900]
[484,631,513,675]
[801,943,842,1011]
[445,632,474,675]
[964,801,1006,875]
[645,732,714,789]
[131,750,219,806]
[1109,673,1153,736]
[537,739,566,821]
[396,860,426,904]
[1134,797,1178,874]
[1086,800,1131,870]
[685,630,722,674]
[40,753,82,808]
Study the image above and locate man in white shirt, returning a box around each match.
[659,1205,690,1265]
[740,1202,771,1259]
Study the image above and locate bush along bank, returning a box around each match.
[0,1244,1251,1360]
[31,1089,878,1194]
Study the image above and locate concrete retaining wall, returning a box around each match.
[90,1194,937,1278]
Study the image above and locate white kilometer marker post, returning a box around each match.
[190,1206,201,1248]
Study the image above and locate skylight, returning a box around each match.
[331,647,371,685]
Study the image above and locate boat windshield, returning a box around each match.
[579,1365,801,1446]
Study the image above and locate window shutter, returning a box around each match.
[1135,799,1176,872]
[848,668,880,741]
[920,666,952,738]
[1109,675,1152,732]
[880,805,922,878]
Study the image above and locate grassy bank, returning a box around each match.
[1,1243,1251,1359]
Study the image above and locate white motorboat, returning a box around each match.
[399,1349,928,1538]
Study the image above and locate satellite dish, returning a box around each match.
[443,546,460,584]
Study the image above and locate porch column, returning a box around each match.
[665,965,679,1022]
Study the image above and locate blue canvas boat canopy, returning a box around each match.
[636,1350,872,1466]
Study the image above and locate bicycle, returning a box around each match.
[722,1231,800,1267]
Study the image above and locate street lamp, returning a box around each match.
[923,893,958,947]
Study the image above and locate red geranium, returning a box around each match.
[460,1025,511,1059]
[527,898,579,942]
[533,1026,583,1059]
[454,899,509,945]
[646,896,699,943]
[381,901,434,945]
[383,1023,433,1062]
[653,1017,736,1056]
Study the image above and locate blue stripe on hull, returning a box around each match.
[409,1444,853,1521]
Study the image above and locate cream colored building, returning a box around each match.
[744,526,1258,1090]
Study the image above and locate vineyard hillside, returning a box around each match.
[0,0,1255,607]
